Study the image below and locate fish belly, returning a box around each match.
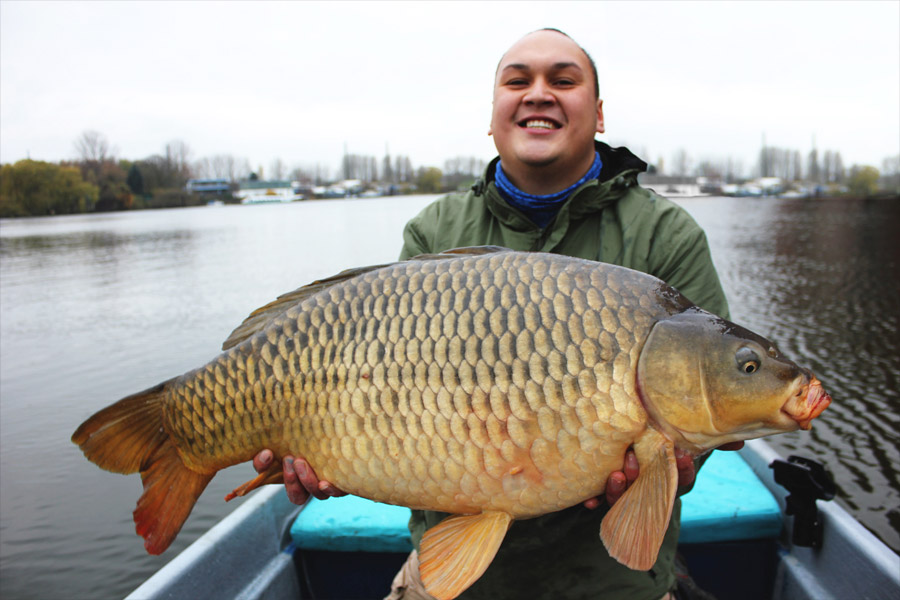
[163,252,664,517]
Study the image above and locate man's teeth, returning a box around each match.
[525,120,556,129]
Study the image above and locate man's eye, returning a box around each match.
[507,79,528,86]
[555,79,575,86]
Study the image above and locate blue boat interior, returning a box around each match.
[290,450,782,599]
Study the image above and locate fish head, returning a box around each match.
[636,308,831,453]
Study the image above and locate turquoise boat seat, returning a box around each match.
[290,450,782,552]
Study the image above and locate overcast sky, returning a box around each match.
[2,1,898,178]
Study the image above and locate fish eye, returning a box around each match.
[736,347,761,375]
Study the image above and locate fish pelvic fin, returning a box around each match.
[600,428,678,571]
[225,460,284,501]
[418,511,513,600]
[71,381,213,555]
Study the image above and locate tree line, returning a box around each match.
[1,131,491,217]
[1,132,199,217]
[2,130,895,218]
[657,144,897,197]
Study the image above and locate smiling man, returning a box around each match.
[255,28,732,600]
[489,29,605,195]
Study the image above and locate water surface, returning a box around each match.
[1,195,897,599]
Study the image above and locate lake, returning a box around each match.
[1,195,897,599]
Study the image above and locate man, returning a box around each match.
[254,28,738,599]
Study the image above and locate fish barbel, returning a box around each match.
[72,247,831,599]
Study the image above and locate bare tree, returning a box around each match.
[383,150,394,183]
[671,148,691,176]
[210,155,233,180]
[315,163,331,185]
[193,157,212,179]
[807,149,820,184]
[290,166,312,184]
[270,158,287,180]
[165,140,193,185]
[74,130,111,162]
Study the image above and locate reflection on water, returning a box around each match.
[0,198,438,600]
[690,196,900,553]
[0,196,897,599]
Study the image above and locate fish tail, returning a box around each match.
[71,381,214,554]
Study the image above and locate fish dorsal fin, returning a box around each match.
[221,263,392,350]
[409,245,511,262]
[600,428,678,571]
[222,247,512,350]
[419,511,513,600]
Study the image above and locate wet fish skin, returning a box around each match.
[164,249,683,517]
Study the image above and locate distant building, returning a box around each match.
[235,180,304,204]
[638,174,704,197]
[186,178,231,195]
[722,177,784,197]
[313,179,365,198]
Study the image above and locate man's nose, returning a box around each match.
[524,79,554,105]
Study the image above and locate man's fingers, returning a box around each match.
[582,497,601,510]
[282,456,311,505]
[292,457,330,501]
[605,471,627,506]
[318,481,348,498]
[623,450,639,483]
[253,449,273,473]
[675,448,696,488]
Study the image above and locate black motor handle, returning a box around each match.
[770,455,836,548]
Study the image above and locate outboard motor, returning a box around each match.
[770,455,836,548]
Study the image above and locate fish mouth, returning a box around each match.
[781,375,831,430]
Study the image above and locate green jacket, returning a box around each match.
[399,142,729,600]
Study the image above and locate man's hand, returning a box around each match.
[253,449,346,505]
[255,441,745,508]
[593,441,746,509]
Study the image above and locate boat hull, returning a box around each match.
[127,440,900,600]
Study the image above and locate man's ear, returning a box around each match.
[596,99,605,134]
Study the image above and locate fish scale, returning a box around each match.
[160,252,659,517]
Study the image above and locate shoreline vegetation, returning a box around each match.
[2,131,898,219]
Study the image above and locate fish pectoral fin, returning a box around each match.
[600,429,678,570]
[418,511,513,600]
[225,460,285,502]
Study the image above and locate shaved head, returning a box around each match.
[497,28,600,99]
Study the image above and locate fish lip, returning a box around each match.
[781,375,832,430]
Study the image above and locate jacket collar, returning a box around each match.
[472,141,647,195]
[471,141,648,230]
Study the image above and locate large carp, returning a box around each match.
[73,247,830,600]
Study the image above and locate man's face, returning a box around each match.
[490,31,604,184]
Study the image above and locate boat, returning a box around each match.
[126,440,900,600]
[240,194,303,204]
